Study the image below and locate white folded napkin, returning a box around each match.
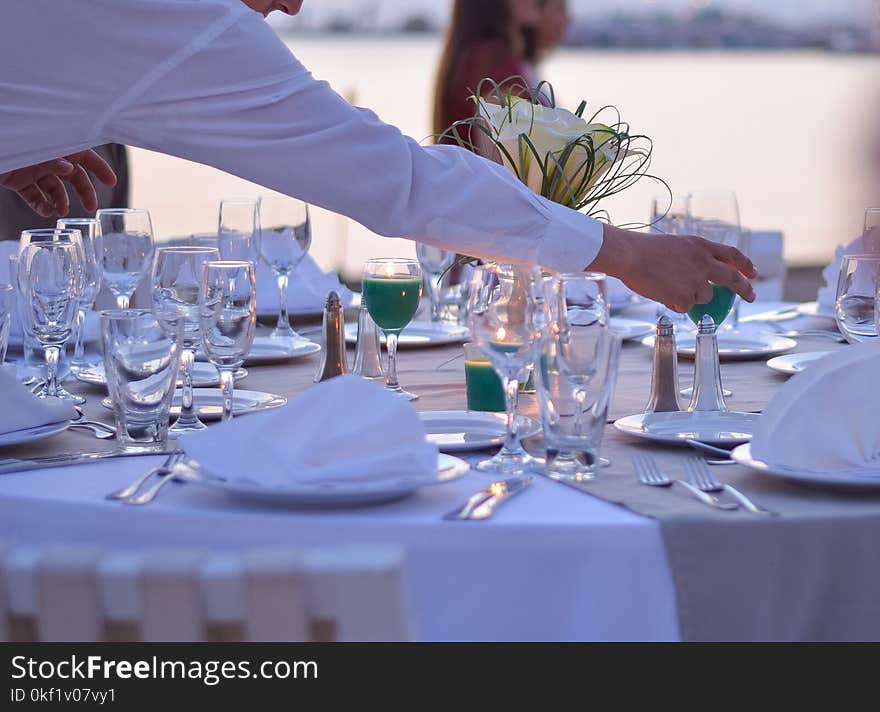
[255,256,353,313]
[0,365,77,434]
[179,375,438,488]
[751,340,880,474]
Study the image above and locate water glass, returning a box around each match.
[537,330,622,482]
[151,246,220,433]
[415,243,455,322]
[0,284,12,365]
[257,195,312,340]
[199,261,257,422]
[651,194,691,324]
[219,198,258,261]
[438,262,473,325]
[97,208,154,309]
[468,263,539,474]
[101,310,183,453]
[57,218,104,371]
[8,254,44,373]
[836,254,880,343]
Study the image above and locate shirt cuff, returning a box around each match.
[537,200,605,274]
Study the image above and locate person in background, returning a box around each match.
[526,0,571,69]
[0,144,129,241]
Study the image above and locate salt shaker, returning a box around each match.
[352,294,384,380]
[687,315,728,412]
[644,316,681,413]
[314,291,349,383]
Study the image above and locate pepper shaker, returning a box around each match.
[644,316,681,414]
[314,291,349,383]
[352,294,384,380]
[687,315,728,413]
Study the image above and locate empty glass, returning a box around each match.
[57,218,103,371]
[151,246,220,433]
[199,261,257,422]
[0,284,12,365]
[468,263,539,474]
[257,195,312,340]
[537,330,622,482]
[101,309,183,453]
[218,198,258,261]
[415,243,455,322]
[651,194,691,324]
[17,240,81,400]
[837,254,880,343]
[97,208,154,309]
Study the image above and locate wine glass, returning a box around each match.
[257,195,312,340]
[838,254,880,343]
[218,198,258,261]
[468,263,539,474]
[151,246,220,433]
[415,243,455,322]
[57,218,103,371]
[651,194,691,325]
[97,208,154,309]
[17,240,81,401]
[199,261,257,422]
[362,258,423,401]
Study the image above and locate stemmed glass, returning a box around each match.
[837,254,880,343]
[17,240,81,400]
[151,246,220,433]
[257,195,312,340]
[97,208,154,309]
[199,261,257,422]
[468,263,539,474]
[0,284,12,366]
[415,243,455,322]
[218,198,258,261]
[57,218,103,371]
[362,258,423,401]
[651,194,691,325]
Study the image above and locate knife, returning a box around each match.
[443,476,533,521]
[0,449,176,476]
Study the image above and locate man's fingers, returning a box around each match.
[71,149,117,188]
[18,184,54,218]
[36,175,70,217]
[67,165,99,212]
[706,240,757,279]
[708,261,756,303]
[694,281,714,306]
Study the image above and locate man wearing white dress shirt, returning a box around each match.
[0,0,755,313]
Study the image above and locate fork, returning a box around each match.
[684,457,778,516]
[106,451,184,501]
[632,453,738,511]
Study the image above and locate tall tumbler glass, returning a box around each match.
[0,284,12,365]
[837,254,880,343]
[97,208,154,309]
[415,243,455,322]
[218,198,258,262]
[57,218,104,371]
[101,309,183,453]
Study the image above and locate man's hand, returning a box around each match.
[0,150,118,218]
[592,225,757,313]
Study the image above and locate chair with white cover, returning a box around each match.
[0,544,412,642]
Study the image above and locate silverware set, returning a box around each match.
[444,476,533,521]
[105,451,186,506]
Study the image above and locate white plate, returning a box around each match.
[76,363,248,388]
[641,332,797,361]
[614,411,759,446]
[344,321,470,349]
[197,336,321,366]
[766,351,833,376]
[797,301,837,322]
[102,389,287,421]
[609,317,655,342]
[418,411,541,453]
[0,420,70,447]
[176,452,470,508]
[732,443,880,490]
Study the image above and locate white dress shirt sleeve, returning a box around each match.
[102,7,603,272]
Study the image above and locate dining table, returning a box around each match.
[0,299,876,642]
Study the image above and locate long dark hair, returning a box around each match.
[433,0,518,140]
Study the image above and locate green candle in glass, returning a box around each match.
[688,283,736,327]
[464,343,506,412]
[362,258,423,401]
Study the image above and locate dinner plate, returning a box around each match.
[102,389,287,421]
[613,411,759,447]
[76,363,248,388]
[732,443,880,490]
[641,332,797,361]
[766,351,833,376]
[344,321,470,349]
[609,317,655,342]
[797,301,837,322]
[0,420,70,447]
[197,336,321,365]
[418,411,541,453]
[175,452,471,508]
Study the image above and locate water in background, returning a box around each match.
[129,36,880,279]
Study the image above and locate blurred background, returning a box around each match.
[129,0,880,296]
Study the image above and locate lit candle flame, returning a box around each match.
[384,263,396,278]
[495,327,507,342]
